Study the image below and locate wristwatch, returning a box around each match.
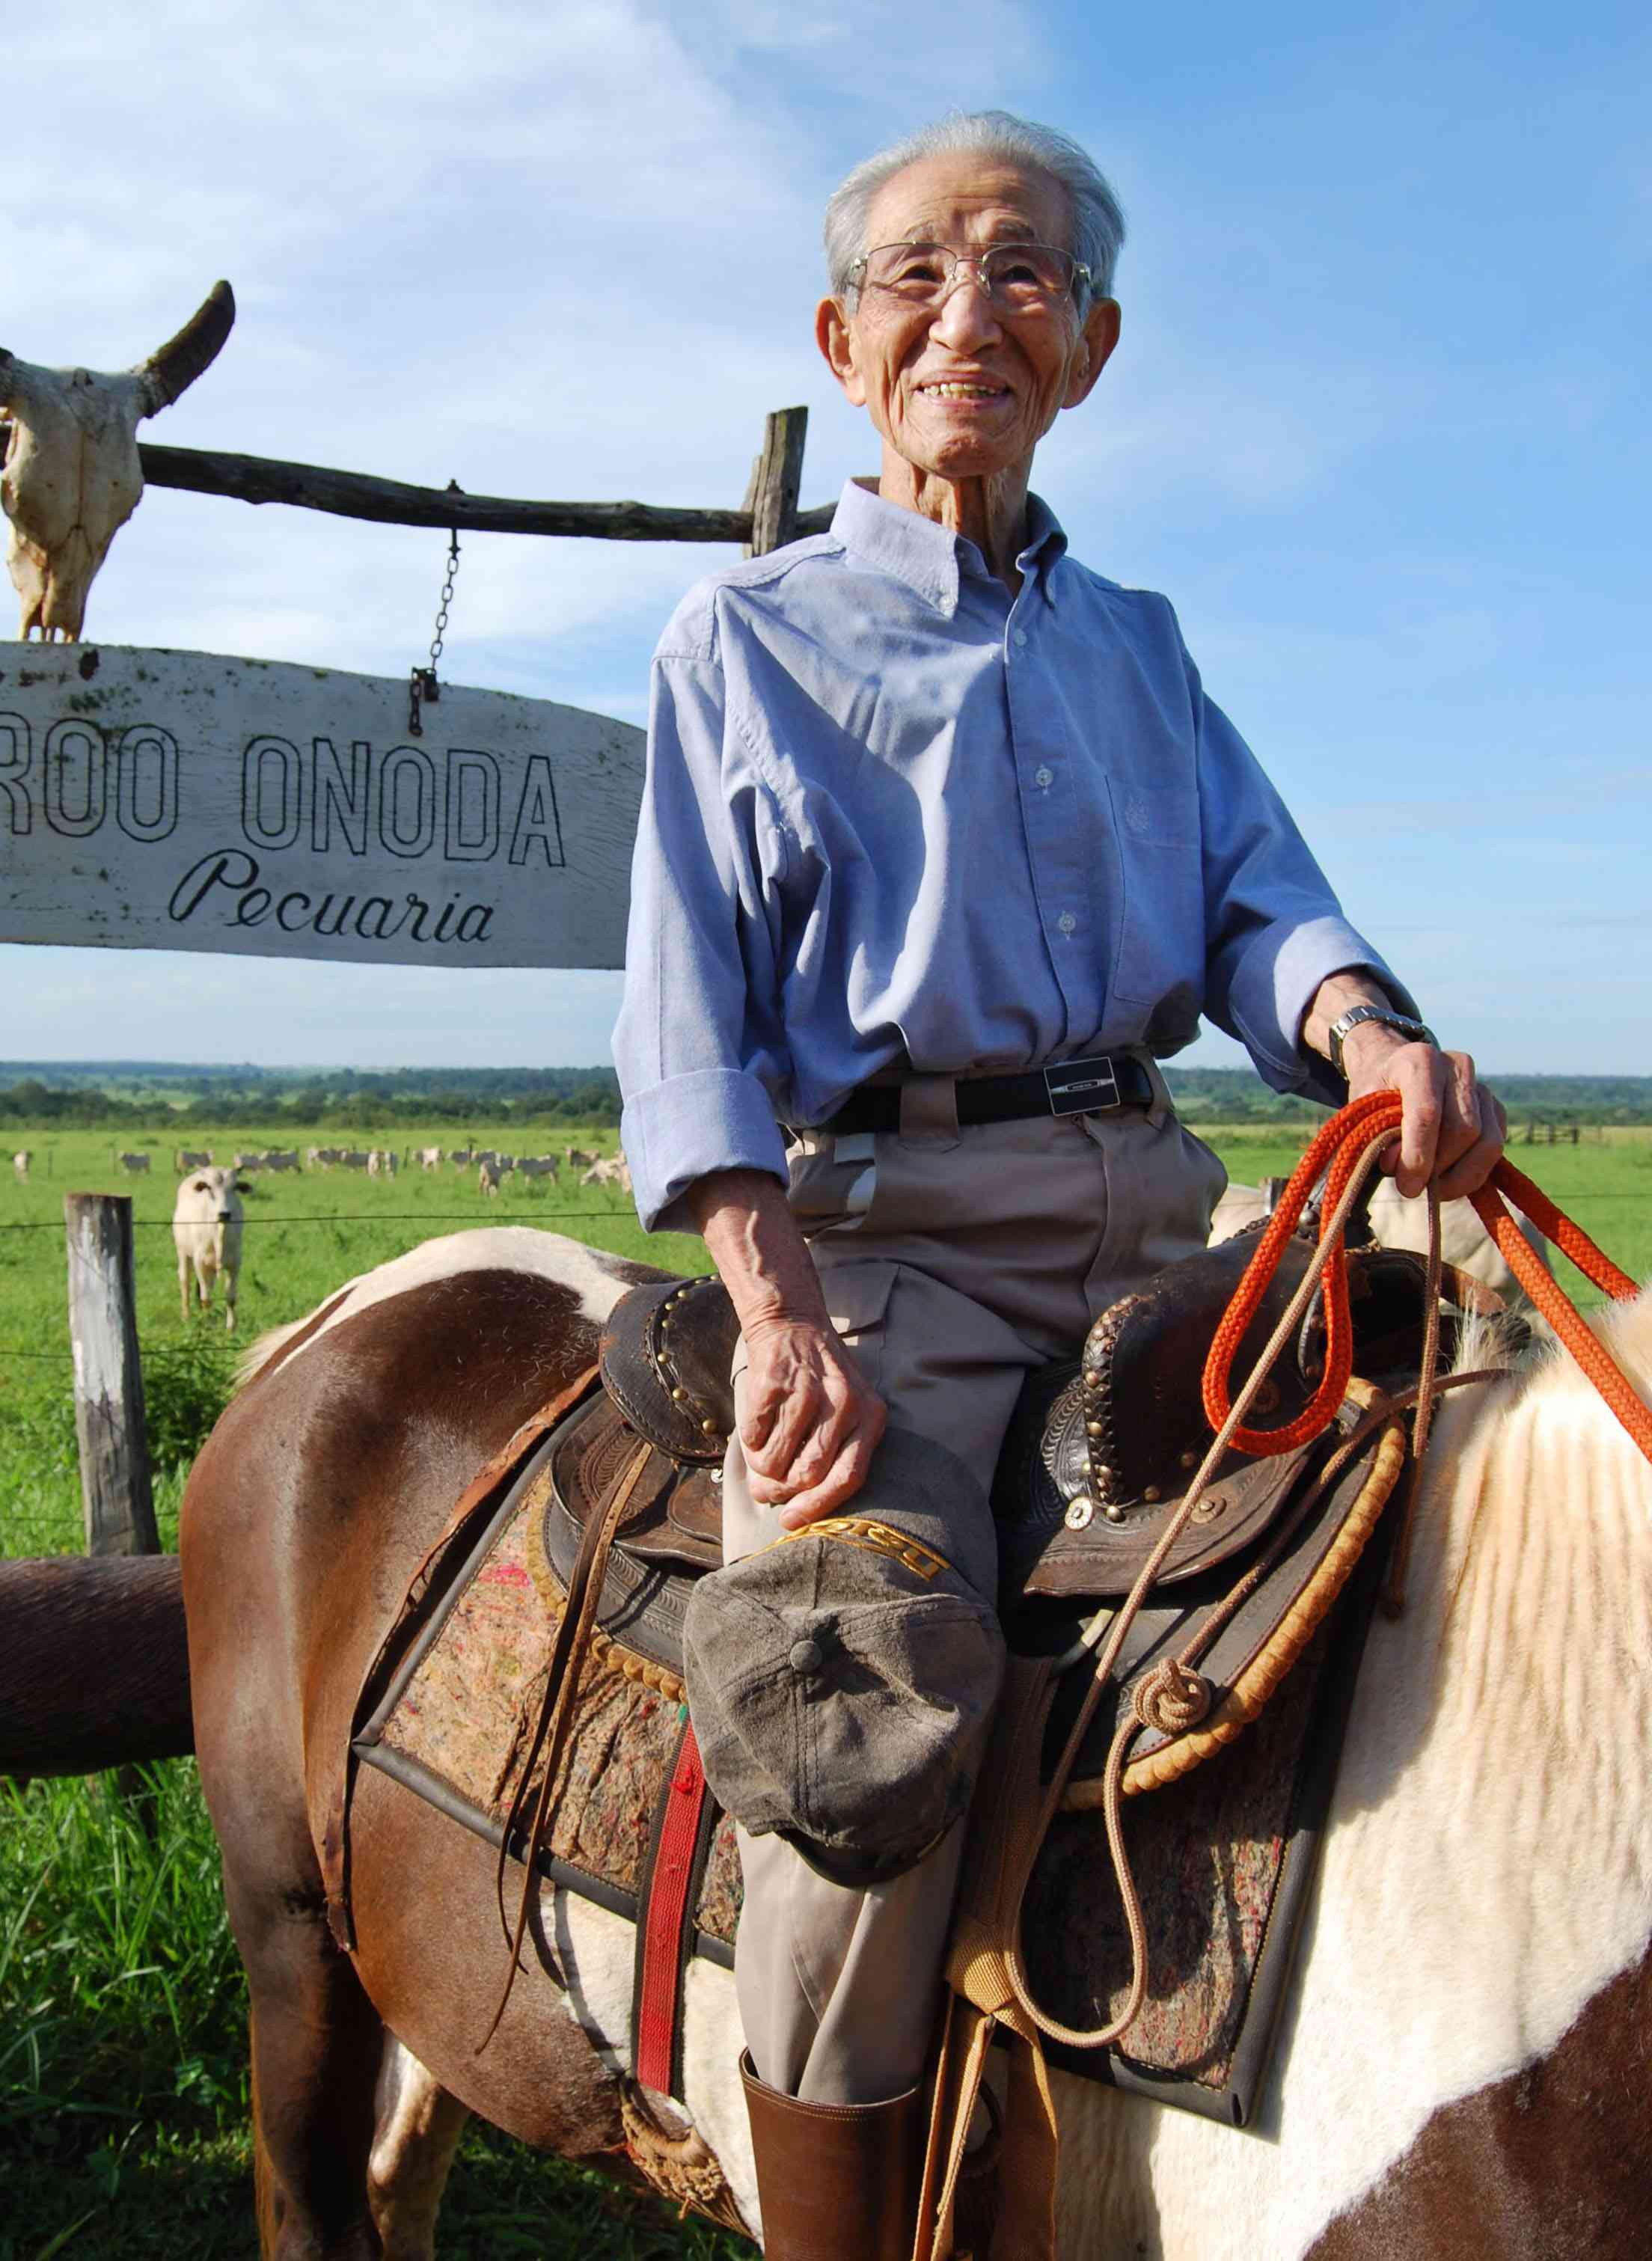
[1325,1005,1438,1081]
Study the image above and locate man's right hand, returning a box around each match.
[738,1315,887,1529]
[686,1164,889,1531]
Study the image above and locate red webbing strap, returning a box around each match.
[634,1719,712,2096]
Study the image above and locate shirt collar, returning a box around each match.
[831,478,1068,616]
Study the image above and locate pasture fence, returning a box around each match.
[64,1194,159,1561]
[3,1155,1646,1564]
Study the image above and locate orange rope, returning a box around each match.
[1468,1165,1652,1461]
[1203,1094,1652,1468]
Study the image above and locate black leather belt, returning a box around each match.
[822,1053,1154,1136]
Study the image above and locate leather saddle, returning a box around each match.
[539,1232,1440,1678]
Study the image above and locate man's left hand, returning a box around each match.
[1340,1024,1507,1201]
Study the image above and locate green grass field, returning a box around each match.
[1,1116,1648,2257]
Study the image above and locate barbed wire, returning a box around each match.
[0,1209,648,1231]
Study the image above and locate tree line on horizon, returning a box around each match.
[0,1063,1648,1131]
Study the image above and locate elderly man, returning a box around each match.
[615,110,1505,2259]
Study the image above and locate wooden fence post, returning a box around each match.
[64,1193,159,1561]
[744,406,809,557]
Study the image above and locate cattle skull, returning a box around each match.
[0,281,235,642]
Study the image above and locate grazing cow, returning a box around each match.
[262,1149,300,1172]
[449,1148,476,1169]
[12,1149,30,1180]
[233,1151,264,1173]
[340,1150,371,1172]
[175,1148,213,1172]
[564,1146,599,1172]
[517,1156,559,1182]
[117,1151,151,1174]
[172,1166,249,1330]
[477,1158,502,1198]
[367,1149,400,1178]
[580,1154,632,1193]
[417,1146,444,1172]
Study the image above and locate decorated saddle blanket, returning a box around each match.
[352,1383,1396,2126]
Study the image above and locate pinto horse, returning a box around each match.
[179,1226,1652,2260]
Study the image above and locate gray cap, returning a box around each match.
[683,1425,1006,1886]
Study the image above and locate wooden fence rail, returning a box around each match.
[126,410,833,548]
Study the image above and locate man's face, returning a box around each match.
[817,152,1119,488]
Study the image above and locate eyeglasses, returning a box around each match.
[846,241,1092,313]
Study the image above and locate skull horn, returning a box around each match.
[138,280,236,416]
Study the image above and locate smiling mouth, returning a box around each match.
[917,380,1008,400]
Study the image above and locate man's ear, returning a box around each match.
[816,297,867,406]
[1062,298,1122,411]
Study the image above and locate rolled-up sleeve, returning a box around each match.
[1190,655,1418,1107]
[614,630,792,1232]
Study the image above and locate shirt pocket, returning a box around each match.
[1107,778,1205,1007]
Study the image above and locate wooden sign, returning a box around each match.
[0,645,643,968]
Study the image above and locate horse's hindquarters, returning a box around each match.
[347,1767,622,2150]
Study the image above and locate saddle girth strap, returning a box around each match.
[479,1434,655,2053]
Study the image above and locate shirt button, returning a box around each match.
[1057,911,1077,935]
[1012,628,1028,648]
[1034,765,1053,789]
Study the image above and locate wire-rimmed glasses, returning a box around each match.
[846,241,1092,313]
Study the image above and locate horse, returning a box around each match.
[178,1224,1652,2259]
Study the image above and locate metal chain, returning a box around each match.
[409,481,464,737]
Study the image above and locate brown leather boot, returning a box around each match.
[740,2049,922,2260]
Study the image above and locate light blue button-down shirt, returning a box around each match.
[615,480,1407,1232]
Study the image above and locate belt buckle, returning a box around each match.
[1043,1055,1121,1118]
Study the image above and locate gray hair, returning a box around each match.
[823,110,1125,308]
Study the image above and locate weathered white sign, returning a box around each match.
[0,644,643,967]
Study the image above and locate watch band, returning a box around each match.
[1326,1005,1438,1080]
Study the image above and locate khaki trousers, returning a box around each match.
[720,1062,1226,2105]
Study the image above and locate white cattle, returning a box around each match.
[417,1147,444,1172]
[367,1150,400,1178]
[172,1166,249,1331]
[117,1151,150,1175]
[262,1149,300,1173]
[12,1149,31,1180]
[1210,1175,1551,1308]
[305,1147,341,1171]
[580,1154,632,1194]
[175,1148,213,1172]
[477,1159,502,1199]
[564,1146,599,1172]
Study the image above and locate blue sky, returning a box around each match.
[3,0,1646,1074]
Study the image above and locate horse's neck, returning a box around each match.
[1362,1345,1652,1933]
